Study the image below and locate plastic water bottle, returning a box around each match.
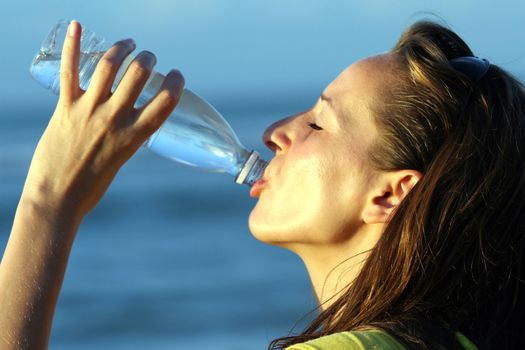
[29,20,267,187]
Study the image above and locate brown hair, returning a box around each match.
[270,21,525,350]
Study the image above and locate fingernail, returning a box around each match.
[168,69,185,96]
[68,20,79,37]
[125,38,136,49]
[172,69,183,81]
[139,50,156,67]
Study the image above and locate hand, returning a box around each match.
[22,20,184,219]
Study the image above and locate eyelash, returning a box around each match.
[308,122,323,131]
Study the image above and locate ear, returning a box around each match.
[362,169,422,224]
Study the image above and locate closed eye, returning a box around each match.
[308,122,323,131]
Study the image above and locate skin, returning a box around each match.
[249,55,421,308]
[0,21,421,349]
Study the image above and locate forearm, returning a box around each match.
[0,191,83,350]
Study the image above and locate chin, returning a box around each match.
[248,210,278,245]
[248,208,311,251]
[248,208,282,244]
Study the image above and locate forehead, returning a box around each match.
[326,54,394,106]
[323,54,396,128]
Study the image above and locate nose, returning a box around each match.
[262,115,296,154]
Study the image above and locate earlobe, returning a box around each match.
[362,170,422,224]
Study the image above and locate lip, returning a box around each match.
[250,179,267,198]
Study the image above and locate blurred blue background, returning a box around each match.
[1,1,524,349]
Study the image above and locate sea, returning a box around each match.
[0,95,318,350]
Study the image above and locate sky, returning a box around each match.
[1,0,524,110]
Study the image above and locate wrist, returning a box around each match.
[19,181,86,225]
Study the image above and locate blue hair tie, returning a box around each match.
[449,56,490,83]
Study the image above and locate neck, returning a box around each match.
[293,224,384,310]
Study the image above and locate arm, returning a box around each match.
[0,20,184,349]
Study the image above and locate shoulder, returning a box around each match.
[285,329,406,350]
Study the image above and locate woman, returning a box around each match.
[1,19,524,349]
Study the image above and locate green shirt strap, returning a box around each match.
[285,329,479,350]
[455,331,478,350]
[285,329,406,350]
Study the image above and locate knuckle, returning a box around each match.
[157,90,178,110]
[97,57,118,75]
[107,101,129,120]
[140,121,160,136]
[91,113,111,133]
[60,69,74,81]
[126,51,156,77]
[128,60,151,78]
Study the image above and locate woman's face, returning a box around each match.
[249,54,396,249]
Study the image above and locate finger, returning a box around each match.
[111,51,156,110]
[133,70,185,137]
[85,38,136,103]
[59,20,82,104]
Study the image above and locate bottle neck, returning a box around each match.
[235,151,268,187]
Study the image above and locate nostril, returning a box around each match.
[265,140,281,153]
[262,116,294,153]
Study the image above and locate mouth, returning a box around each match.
[250,162,272,198]
[250,178,268,198]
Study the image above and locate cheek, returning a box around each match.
[248,153,327,244]
[248,149,359,245]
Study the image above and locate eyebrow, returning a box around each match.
[320,93,342,127]
[320,93,334,107]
